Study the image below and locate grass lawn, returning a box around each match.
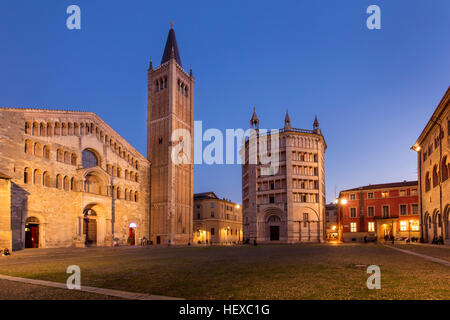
[0,243,448,300]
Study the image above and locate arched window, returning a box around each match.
[117,167,121,178]
[25,122,31,134]
[63,176,69,191]
[70,177,75,191]
[54,123,61,136]
[425,172,431,192]
[124,188,128,200]
[43,146,50,159]
[34,142,42,156]
[56,174,62,189]
[135,173,139,183]
[43,171,51,187]
[71,153,77,166]
[24,168,32,184]
[24,140,32,154]
[64,151,71,164]
[125,170,129,180]
[56,149,63,162]
[117,187,122,199]
[61,123,67,136]
[33,169,42,185]
[82,149,99,168]
[39,123,45,136]
[432,165,439,188]
[47,123,53,136]
[32,122,38,135]
[442,156,448,182]
[134,191,138,202]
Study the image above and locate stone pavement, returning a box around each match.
[0,273,183,300]
[383,245,450,267]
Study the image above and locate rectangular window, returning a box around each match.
[399,190,406,197]
[400,204,407,215]
[196,213,201,219]
[210,202,214,208]
[411,204,419,215]
[411,220,420,231]
[350,208,357,218]
[400,221,408,231]
[381,192,388,198]
[211,211,214,218]
[269,196,275,204]
[411,188,417,196]
[367,206,375,217]
[211,228,215,235]
[350,222,357,233]
[368,222,375,232]
[367,192,374,199]
[350,194,356,200]
[382,206,389,218]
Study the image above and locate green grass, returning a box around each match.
[0,244,448,299]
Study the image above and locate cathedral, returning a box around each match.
[0,25,193,250]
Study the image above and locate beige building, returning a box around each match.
[242,110,327,243]
[0,108,150,250]
[412,86,450,243]
[148,24,194,245]
[193,192,242,244]
[325,203,338,241]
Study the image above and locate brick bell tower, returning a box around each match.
[147,22,194,245]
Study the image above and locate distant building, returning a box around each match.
[242,110,327,243]
[193,192,242,244]
[337,181,419,242]
[325,203,338,241]
[412,86,449,243]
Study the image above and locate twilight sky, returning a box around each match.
[1,0,449,204]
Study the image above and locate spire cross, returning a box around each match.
[171,21,174,29]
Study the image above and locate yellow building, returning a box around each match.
[412,86,450,244]
[193,192,242,245]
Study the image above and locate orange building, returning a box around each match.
[337,181,419,242]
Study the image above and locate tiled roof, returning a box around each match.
[340,181,418,193]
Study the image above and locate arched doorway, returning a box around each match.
[83,208,97,246]
[128,222,137,246]
[25,217,39,248]
[267,215,281,241]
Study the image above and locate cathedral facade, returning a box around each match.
[0,108,150,250]
[242,110,327,243]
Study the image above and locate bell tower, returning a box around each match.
[147,23,194,245]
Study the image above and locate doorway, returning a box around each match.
[25,219,39,248]
[129,223,137,246]
[83,209,97,246]
[270,226,280,241]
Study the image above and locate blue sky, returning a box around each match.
[1,0,449,203]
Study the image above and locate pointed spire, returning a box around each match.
[284,109,292,130]
[189,66,193,78]
[250,106,259,129]
[313,115,319,129]
[149,58,153,70]
[161,22,182,66]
